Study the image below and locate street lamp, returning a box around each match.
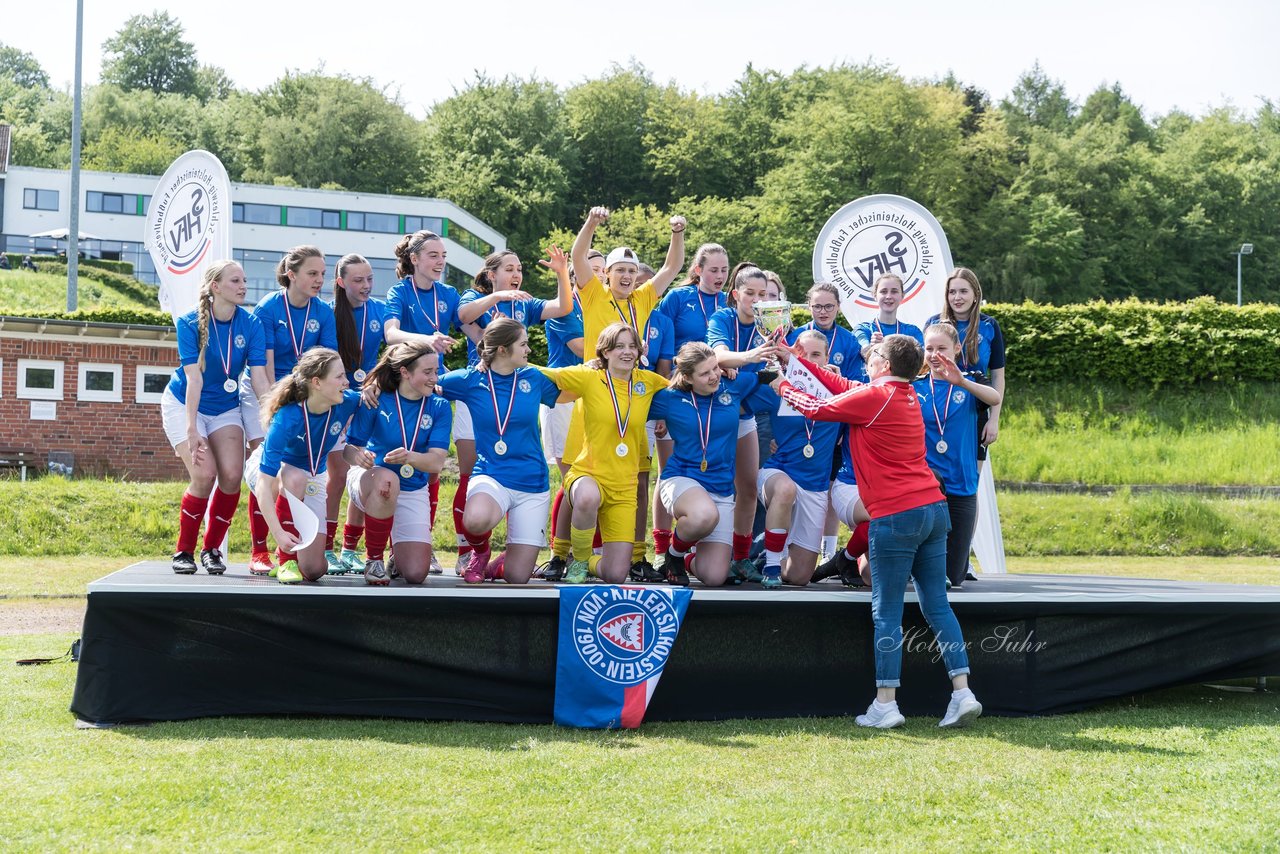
[1231,242,1254,307]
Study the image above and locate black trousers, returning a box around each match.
[945,492,979,587]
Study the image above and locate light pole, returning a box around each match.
[1231,242,1253,307]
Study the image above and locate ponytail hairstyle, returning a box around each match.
[683,243,728,286]
[275,245,323,292]
[364,341,436,394]
[477,317,525,370]
[473,250,520,295]
[586,322,640,371]
[725,261,767,308]
[333,253,370,373]
[940,267,985,366]
[669,341,717,391]
[195,260,239,373]
[394,230,443,280]
[260,347,343,428]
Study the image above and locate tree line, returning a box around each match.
[2,12,1277,303]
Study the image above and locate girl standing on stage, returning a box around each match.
[929,267,1006,451]
[163,261,270,575]
[707,262,780,582]
[538,322,667,584]
[648,342,774,587]
[763,270,786,304]
[917,321,1002,588]
[344,342,453,585]
[248,348,361,584]
[854,273,924,381]
[244,246,339,576]
[324,254,386,575]
[454,248,573,571]
[436,318,562,584]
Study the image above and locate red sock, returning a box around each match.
[593,528,603,549]
[670,531,696,557]
[201,488,240,550]
[453,472,469,538]
[365,514,393,560]
[732,533,752,562]
[342,523,364,551]
[764,529,787,556]
[846,521,870,560]
[248,492,270,554]
[550,487,565,540]
[177,492,209,553]
[325,518,338,551]
[428,475,440,528]
[273,494,299,564]
[653,528,672,556]
[463,525,491,554]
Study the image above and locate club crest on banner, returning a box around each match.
[573,587,680,686]
[812,194,955,329]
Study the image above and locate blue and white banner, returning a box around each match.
[146,150,233,321]
[555,585,692,729]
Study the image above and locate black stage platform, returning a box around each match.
[70,562,1280,725]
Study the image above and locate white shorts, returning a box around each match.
[757,468,827,553]
[737,416,758,440]
[453,401,474,442]
[345,466,433,544]
[160,387,243,449]
[244,445,326,521]
[540,401,573,464]
[467,474,549,547]
[830,479,863,527]
[657,476,734,545]
[239,374,264,442]
[644,420,658,458]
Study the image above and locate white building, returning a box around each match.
[0,163,505,304]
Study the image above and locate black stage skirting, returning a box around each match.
[70,563,1280,725]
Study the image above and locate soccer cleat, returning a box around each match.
[855,701,906,729]
[732,558,763,584]
[363,558,390,586]
[429,553,444,575]
[542,555,567,583]
[276,560,304,584]
[199,548,227,575]
[386,553,399,579]
[338,548,363,574]
[485,553,505,581]
[172,551,197,575]
[324,550,345,575]
[463,550,489,585]
[761,566,782,590]
[657,554,690,587]
[564,558,590,584]
[814,549,859,585]
[632,559,663,584]
[939,694,983,728]
[248,551,276,577]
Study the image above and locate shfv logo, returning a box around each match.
[812,195,955,329]
[147,150,232,319]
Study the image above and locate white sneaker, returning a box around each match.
[855,701,905,729]
[429,553,444,575]
[939,693,983,728]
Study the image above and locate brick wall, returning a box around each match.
[1,332,186,480]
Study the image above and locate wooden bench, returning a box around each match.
[0,448,35,482]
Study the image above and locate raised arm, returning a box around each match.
[538,245,574,319]
[571,207,609,289]
[647,215,687,297]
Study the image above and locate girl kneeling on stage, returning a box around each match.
[247,348,361,584]
[436,318,561,585]
[648,342,775,587]
[344,342,453,585]
[538,322,666,584]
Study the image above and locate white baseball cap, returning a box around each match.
[605,247,640,269]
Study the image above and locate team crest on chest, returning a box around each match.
[648,327,659,340]
[329,422,342,436]
[234,334,246,348]
[518,379,532,393]
[718,392,732,405]
[634,382,646,394]
[306,319,320,333]
[515,309,526,323]
[420,414,433,430]
[833,352,844,364]
[437,300,448,312]
[369,319,381,332]
[952,389,967,404]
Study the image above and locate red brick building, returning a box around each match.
[1,316,185,480]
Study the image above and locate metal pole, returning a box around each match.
[67,0,84,312]
[1237,252,1242,307]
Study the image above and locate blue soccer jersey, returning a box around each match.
[915,375,981,496]
[641,310,676,370]
[168,306,266,415]
[648,371,759,496]
[260,390,362,477]
[656,284,727,351]
[459,289,549,366]
[328,297,387,385]
[347,390,453,492]
[545,296,585,369]
[925,313,1005,375]
[747,383,844,492]
[253,291,339,380]
[385,276,464,338]
[787,321,862,380]
[853,319,923,381]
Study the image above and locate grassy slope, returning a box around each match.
[0,268,156,314]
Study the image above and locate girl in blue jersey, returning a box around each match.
[247,348,361,584]
[162,261,270,575]
[707,263,780,581]
[749,329,845,588]
[917,321,1003,589]
[854,273,924,381]
[648,342,771,587]
[436,318,561,585]
[451,247,572,573]
[322,254,387,574]
[344,342,453,586]
[928,267,1006,452]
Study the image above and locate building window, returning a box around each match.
[77,363,123,403]
[234,203,281,225]
[404,215,444,236]
[17,359,64,400]
[443,264,470,290]
[285,207,341,229]
[23,188,60,211]
[135,366,171,404]
[349,211,400,233]
[445,220,493,257]
[87,191,148,216]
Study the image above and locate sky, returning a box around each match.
[5,0,1278,119]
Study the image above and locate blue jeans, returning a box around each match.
[868,500,971,687]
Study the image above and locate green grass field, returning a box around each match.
[0,268,155,314]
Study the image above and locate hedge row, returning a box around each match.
[4,253,135,275]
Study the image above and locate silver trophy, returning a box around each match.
[752,300,793,370]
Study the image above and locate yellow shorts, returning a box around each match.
[565,469,637,544]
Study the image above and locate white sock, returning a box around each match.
[952,688,974,700]
[873,699,898,710]
[822,535,838,559]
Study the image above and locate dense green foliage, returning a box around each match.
[3,31,1277,304]
[3,254,134,275]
